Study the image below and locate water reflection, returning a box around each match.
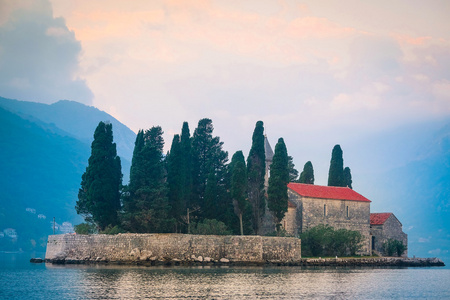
[1,254,449,300]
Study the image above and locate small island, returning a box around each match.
[43,120,444,268]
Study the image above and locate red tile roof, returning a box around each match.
[370,213,392,225]
[287,183,371,202]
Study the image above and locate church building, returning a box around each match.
[284,183,372,255]
[260,136,407,256]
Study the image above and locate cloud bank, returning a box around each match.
[0,0,92,104]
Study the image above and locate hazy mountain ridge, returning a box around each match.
[365,121,450,261]
[0,97,136,162]
[0,97,136,251]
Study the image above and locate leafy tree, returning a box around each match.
[121,126,174,233]
[328,144,345,187]
[76,121,122,231]
[288,155,299,182]
[298,161,315,184]
[343,167,353,189]
[247,121,266,234]
[267,138,289,232]
[230,151,248,235]
[191,118,228,221]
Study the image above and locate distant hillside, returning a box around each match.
[0,97,136,252]
[0,106,88,251]
[360,121,450,262]
[0,97,136,163]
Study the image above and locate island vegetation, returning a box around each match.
[74,119,367,254]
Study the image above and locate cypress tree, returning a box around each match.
[247,121,266,234]
[180,122,193,211]
[288,155,299,182]
[328,145,345,187]
[230,151,248,235]
[122,126,174,233]
[191,118,228,220]
[76,121,122,231]
[267,138,289,232]
[343,167,353,189]
[167,134,185,230]
[299,161,315,184]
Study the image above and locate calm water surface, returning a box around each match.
[1,253,449,299]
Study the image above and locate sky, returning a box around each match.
[1,0,450,184]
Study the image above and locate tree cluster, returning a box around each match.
[300,224,363,257]
[76,120,356,236]
[327,145,353,189]
[77,119,292,235]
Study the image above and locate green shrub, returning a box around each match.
[300,224,363,257]
[191,219,232,235]
[383,239,407,256]
[74,222,97,235]
[101,224,126,234]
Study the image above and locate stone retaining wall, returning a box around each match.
[45,233,302,264]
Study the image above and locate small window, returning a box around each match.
[324,204,327,217]
[346,206,349,218]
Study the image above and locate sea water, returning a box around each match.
[1,252,449,299]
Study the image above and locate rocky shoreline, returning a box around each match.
[43,234,445,267]
[41,256,445,267]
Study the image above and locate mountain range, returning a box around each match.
[0,97,135,251]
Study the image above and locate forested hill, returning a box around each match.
[0,97,135,161]
[0,97,136,252]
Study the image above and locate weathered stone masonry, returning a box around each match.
[46,233,302,264]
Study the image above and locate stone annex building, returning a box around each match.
[262,137,407,256]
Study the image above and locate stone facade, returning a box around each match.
[370,213,408,257]
[285,186,372,255]
[45,233,302,264]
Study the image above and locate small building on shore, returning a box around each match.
[284,183,372,255]
[370,213,408,257]
[258,135,406,257]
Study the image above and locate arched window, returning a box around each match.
[324,204,327,217]
[346,206,349,218]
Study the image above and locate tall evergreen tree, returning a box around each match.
[267,138,289,232]
[122,126,174,233]
[76,121,122,231]
[191,118,228,221]
[343,167,353,189]
[180,122,193,211]
[230,151,248,235]
[247,121,266,234]
[298,161,315,184]
[328,145,345,187]
[288,155,299,182]
[167,134,185,231]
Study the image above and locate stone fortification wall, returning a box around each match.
[46,233,301,264]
